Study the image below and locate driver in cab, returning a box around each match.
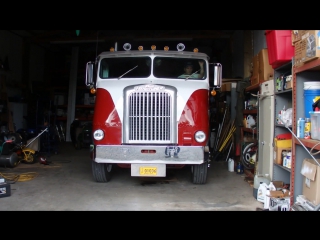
[178,61,204,79]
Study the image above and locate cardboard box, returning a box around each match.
[273,146,291,165]
[291,30,309,44]
[300,30,320,63]
[274,138,292,148]
[294,40,303,67]
[258,49,274,83]
[269,196,291,211]
[292,30,301,44]
[267,188,291,211]
[285,79,292,89]
[301,158,320,205]
[221,82,232,92]
[271,181,284,190]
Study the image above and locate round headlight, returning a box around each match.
[93,129,104,141]
[195,131,206,143]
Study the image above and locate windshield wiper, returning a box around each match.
[118,65,138,79]
[185,69,199,80]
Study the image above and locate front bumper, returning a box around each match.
[94,145,205,165]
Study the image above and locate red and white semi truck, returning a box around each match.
[85,42,222,184]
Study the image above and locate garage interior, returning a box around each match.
[0,30,318,211]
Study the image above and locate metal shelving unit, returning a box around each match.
[291,58,320,204]
[272,61,293,184]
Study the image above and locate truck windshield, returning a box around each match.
[99,56,206,80]
[153,57,206,79]
[99,57,151,79]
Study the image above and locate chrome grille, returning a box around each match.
[124,85,176,144]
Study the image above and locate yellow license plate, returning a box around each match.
[139,167,157,176]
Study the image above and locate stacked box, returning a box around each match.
[301,159,320,205]
[299,30,320,64]
[251,49,273,86]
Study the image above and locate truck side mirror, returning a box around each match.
[85,61,94,88]
[209,63,222,89]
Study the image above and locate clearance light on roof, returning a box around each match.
[151,45,156,50]
[138,46,143,51]
[110,47,115,52]
[164,46,169,51]
[123,43,131,51]
[177,43,185,51]
[193,48,199,53]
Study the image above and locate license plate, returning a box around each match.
[139,167,157,176]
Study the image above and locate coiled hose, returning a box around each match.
[0,172,38,183]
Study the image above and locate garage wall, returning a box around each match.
[253,30,267,55]
[231,30,245,78]
[0,30,46,97]
[29,44,46,92]
[0,30,24,97]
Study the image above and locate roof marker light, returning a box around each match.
[123,43,131,51]
[177,43,185,51]
[138,46,143,51]
[151,45,156,50]
[164,46,169,51]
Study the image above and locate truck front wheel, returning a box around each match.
[92,162,112,182]
[191,153,208,184]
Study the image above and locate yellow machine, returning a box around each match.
[17,128,48,164]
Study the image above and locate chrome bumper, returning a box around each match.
[95,145,204,164]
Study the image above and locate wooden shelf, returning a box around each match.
[242,127,257,134]
[275,123,292,128]
[243,109,258,114]
[245,83,260,92]
[294,138,320,151]
[294,58,320,73]
[273,163,291,173]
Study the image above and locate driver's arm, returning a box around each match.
[198,61,204,78]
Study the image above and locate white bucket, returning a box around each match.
[228,158,234,172]
[304,82,320,90]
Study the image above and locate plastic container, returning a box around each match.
[297,118,305,138]
[304,118,311,139]
[253,174,271,199]
[304,88,320,119]
[236,162,244,174]
[228,158,234,172]
[310,111,320,140]
[265,30,294,69]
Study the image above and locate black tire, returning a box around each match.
[191,153,208,184]
[92,161,112,182]
[242,142,257,170]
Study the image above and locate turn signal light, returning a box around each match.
[211,89,216,96]
[90,88,96,94]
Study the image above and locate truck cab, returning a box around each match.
[86,42,222,184]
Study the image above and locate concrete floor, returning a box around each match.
[0,142,264,211]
